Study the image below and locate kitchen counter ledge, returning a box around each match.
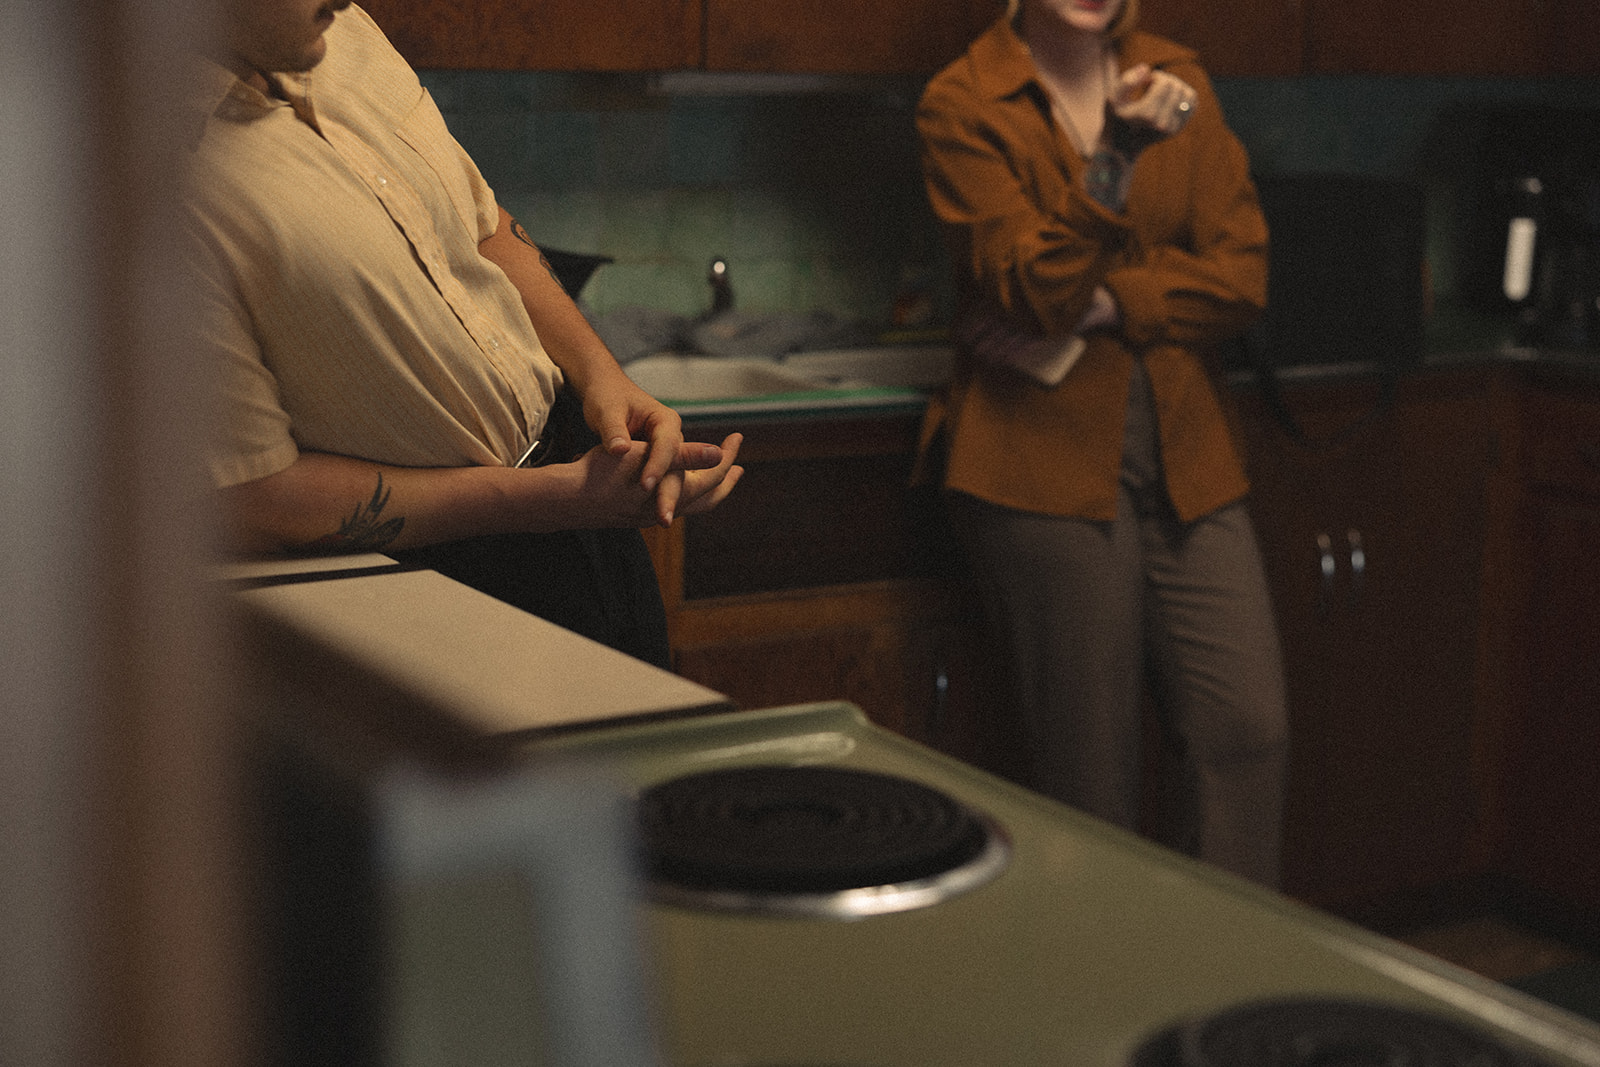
[658,345,1600,426]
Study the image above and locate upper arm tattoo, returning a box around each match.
[507,213,564,289]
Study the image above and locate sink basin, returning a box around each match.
[780,345,954,390]
[622,345,954,416]
[623,356,822,402]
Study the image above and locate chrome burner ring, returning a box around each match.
[637,765,1012,919]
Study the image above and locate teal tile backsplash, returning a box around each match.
[419,67,1600,331]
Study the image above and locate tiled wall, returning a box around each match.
[420,66,1600,330]
[421,71,941,326]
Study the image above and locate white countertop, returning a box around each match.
[227,558,732,746]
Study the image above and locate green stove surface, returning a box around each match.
[386,702,1600,1067]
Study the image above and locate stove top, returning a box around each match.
[1133,997,1561,1066]
[384,703,1600,1067]
[638,764,1009,918]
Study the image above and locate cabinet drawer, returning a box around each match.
[680,412,935,600]
[683,452,929,598]
[1522,391,1600,499]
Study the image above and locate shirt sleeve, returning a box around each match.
[916,56,1267,350]
[185,214,302,489]
[1101,63,1269,351]
[917,76,1132,337]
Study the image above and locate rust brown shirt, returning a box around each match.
[915,19,1268,522]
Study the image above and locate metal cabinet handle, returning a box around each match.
[1347,528,1366,605]
[1317,532,1336,618]
[930,664,950,735]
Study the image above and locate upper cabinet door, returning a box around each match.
[360,0,703,71]
[1548,0,1600,76]
[1141,0,1304,77]
[1303,0,1549,75]
[703,0,1005,73]
[359,0,1589,76]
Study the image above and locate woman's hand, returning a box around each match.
[1107,64,1198,147]
[1087,66,1198,209]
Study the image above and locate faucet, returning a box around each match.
[707,256,733,317]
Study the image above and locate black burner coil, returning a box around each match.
[1132,997,1559,1067]
[636,766,992,895]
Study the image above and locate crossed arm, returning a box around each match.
[219,206,742,557]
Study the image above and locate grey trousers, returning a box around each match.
[946,365,1288,887]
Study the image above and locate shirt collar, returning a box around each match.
[184,52,321,149]
[967,17,1044,102]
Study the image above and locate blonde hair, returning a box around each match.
[1006,0,1140,38]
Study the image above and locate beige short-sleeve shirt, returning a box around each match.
[186,4,563,488]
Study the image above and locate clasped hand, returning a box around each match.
[576,374,743,528]
[573,433,743,529]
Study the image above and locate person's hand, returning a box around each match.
[561,432,743,529]
[650,432,744,526]
[577,370,691,495]
[1106,64,1197,150]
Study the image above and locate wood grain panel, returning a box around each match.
[1141,0,1303,76]
[1548,0,1600,76]
[362,0,702,71]
[704,0,1003,73]
[1303,0,1546,75]
[1239,370,1494,907]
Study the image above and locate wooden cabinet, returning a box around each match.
[1144,0,1595,77]
[1477,369,1600,914]
[358,0,700,71]
[641,411,1008,770]
[1547,0,1600,76]
[1236,369,1496,909]
[1302,0,1551,76]
[363,0,1597,74]
[361,0,1002,73]
[1141,0,1304,77]
[705,0,1003,73]
[643,365,1600,919]
[362,0,1598,75]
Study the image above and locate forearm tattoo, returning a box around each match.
[292,474,405,555]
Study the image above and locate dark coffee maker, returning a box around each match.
[1461,106,1600,351]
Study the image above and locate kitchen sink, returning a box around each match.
[623,345,954,413]
[779,345,953,390]
[622,356,822,402]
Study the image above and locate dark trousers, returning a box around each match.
[946,360,1288,887]
[394,526,670,669]
[394,389,671,669]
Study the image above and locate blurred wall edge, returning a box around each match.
[0,0,250,1064]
